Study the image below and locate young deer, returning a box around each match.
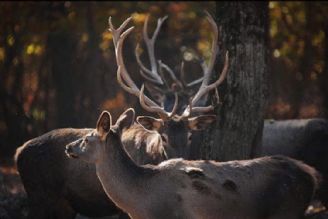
[15,116,166,219]
[66,109,321,219]
[109,13,228,159]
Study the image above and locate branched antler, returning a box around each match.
[108,11,228,120]
[181,11,229,117]
[109,17,178,119]
[134,15,168,85]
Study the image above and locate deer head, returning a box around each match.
[65,108,135,163]
[108,12,228,158]
[136,113,217,158]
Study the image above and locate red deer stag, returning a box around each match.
[121,14,328,212]
[109,12,228,159]
[66,109,321,219]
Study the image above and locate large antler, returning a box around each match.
[181,11,229,117]
[134,15,169,85]
[179,56,204,89]
[108,17,178,119]
[137,14,217,99]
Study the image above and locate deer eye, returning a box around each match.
[84,138,89,144]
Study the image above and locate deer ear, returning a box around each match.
[96,111,112,136]
[188,115,216,131]
[115,108,135,132]
[137,116,163,131]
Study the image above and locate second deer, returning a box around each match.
[66,109,321,219]
[109,12,228,159]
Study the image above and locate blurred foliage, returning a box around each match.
[267,2,328,119]
[0,1,328,157]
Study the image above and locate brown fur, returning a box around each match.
[262,118,328,207]
[15,124,166,218]
[66,110,321,219]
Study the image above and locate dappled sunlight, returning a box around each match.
[268,1,327,119]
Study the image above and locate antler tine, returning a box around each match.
[158,60,183,90]
[138,15,169,85]
[170,91,179,118]
[193,51,229,101]
[180,55,205,88]
[182,11,229,117]
[182,51,229,117]
[109,16,133,48]
[139,84,168,116]
[110,16,171,118]
[114,27,137,88]
[139,84,178,119]
[180,61,187,87]
[203,10,219,82]
[158,61,177,82]
[135,43,162,85]
[184,58,207,87]
[158,61,170,89]
[186,76,204,87]
[139,69,162,84]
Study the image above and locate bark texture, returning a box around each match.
[199,2,268,161]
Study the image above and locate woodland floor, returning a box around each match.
[0,158,328,219]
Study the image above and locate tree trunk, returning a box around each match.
[199,2,268,161]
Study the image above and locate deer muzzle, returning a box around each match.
[65,140,82,159]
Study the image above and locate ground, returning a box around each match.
[0,158,327,219]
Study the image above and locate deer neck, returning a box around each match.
[95,131,155,214]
